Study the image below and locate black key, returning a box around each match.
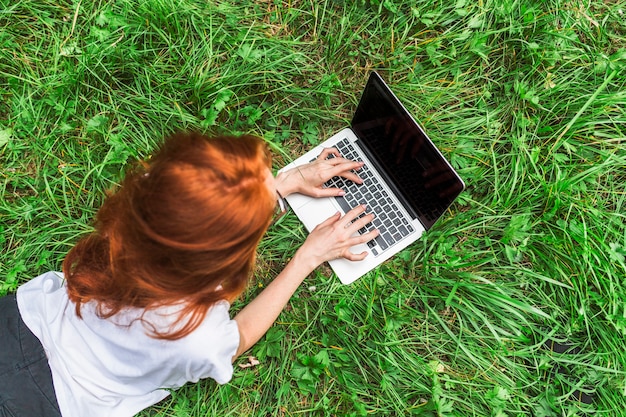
[334,196,353,214]
[375,235,389,250]
[345,194,357,204]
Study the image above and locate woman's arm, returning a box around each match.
[233,204,378,359]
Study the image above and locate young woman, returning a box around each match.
[1,132,378,417]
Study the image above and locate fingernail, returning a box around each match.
[338,190,346,196]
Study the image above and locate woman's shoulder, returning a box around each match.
[17,271,67,316]
[18,271,65,293]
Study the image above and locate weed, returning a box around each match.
[2,0,625,415]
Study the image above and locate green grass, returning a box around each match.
[1,0,626,415]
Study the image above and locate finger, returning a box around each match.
[339,213,375,237]
[348,228,380,245]
[323,155,353,165]
[317,147,340,160]
[342,250,369,262]
[341,204,368,223]
[344,214,376,234]
[336,169,364,184]
[343,230,379,261]
[325,161,364,183]
[322,157,363,172]
[315,211,342,229]
[312,187,346,198]
[335,226,379,262]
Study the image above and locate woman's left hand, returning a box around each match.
[275,148,364,198]
[295,204,379,270]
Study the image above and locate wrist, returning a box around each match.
[291,246,320,276]
[274,170,298,197]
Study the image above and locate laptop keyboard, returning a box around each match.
[319,138,414,255]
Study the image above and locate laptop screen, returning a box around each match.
[350,72,464,229]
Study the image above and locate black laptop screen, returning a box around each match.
[350,72,464,229]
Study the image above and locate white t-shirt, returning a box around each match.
[16,271,240,417]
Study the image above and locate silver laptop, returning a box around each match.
[280,72,465,284]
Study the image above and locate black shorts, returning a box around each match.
[0,294,61,417]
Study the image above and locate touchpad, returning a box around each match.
[296,198,338,233]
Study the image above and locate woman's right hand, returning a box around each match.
[295,205,380,271]
[234,206,378,358]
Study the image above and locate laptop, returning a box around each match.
[280,72,465,284]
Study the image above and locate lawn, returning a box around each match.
[1,0,625,416]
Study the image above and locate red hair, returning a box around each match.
[63,132,275,340]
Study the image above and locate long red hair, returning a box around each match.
[63,132,275,340]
